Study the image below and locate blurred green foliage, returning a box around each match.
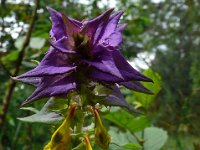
[0,0,200,150]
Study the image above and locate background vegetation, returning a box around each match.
[0,0,200,149]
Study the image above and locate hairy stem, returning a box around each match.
[76,111,85,134]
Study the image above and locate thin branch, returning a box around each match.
[0,0,40,129]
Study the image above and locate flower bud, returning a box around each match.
[43,104,76,150]
[93,109,111,149]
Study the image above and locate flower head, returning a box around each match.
[14,8,152,107]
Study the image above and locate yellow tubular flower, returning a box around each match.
[93,109,111,150]
[85,136,93,150]
[43,105,76,150]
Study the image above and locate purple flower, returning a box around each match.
[14,8,152,108]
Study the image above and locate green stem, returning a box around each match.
[76,111,85,134]
[132,132,145,149]
[71,109,85,149]
[132,133,142,145]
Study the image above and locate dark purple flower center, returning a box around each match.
[64,34,92,88]
[73,34,92,60]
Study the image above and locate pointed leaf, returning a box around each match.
[18,98,67,124]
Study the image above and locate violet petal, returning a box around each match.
[100,85,137,112]
[14,49,76,78]
[47,7,66,40]
[89,68,123,82]
[119,81,153,94]
[21,74,76,106]
[48,7,80,41]
[112,49,153,82]
[103,31,123,47]
[82,45,123,80]
[99,10,124,43]
[12,76,41,86]
[49,37,76,53]
[81,8,114,42]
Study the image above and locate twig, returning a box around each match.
[0,0,40,129]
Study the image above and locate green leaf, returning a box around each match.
[1,51,19,66]
[18,112,63,124]
[17,98,67,124]
[20,107,39,113]
[122,143,142,149]
[104,109,151,133]
[143,69,162,95]
[44,97,69,111]
[143,127,168,150]
[133,69,162,109]
[108,127,141,150]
